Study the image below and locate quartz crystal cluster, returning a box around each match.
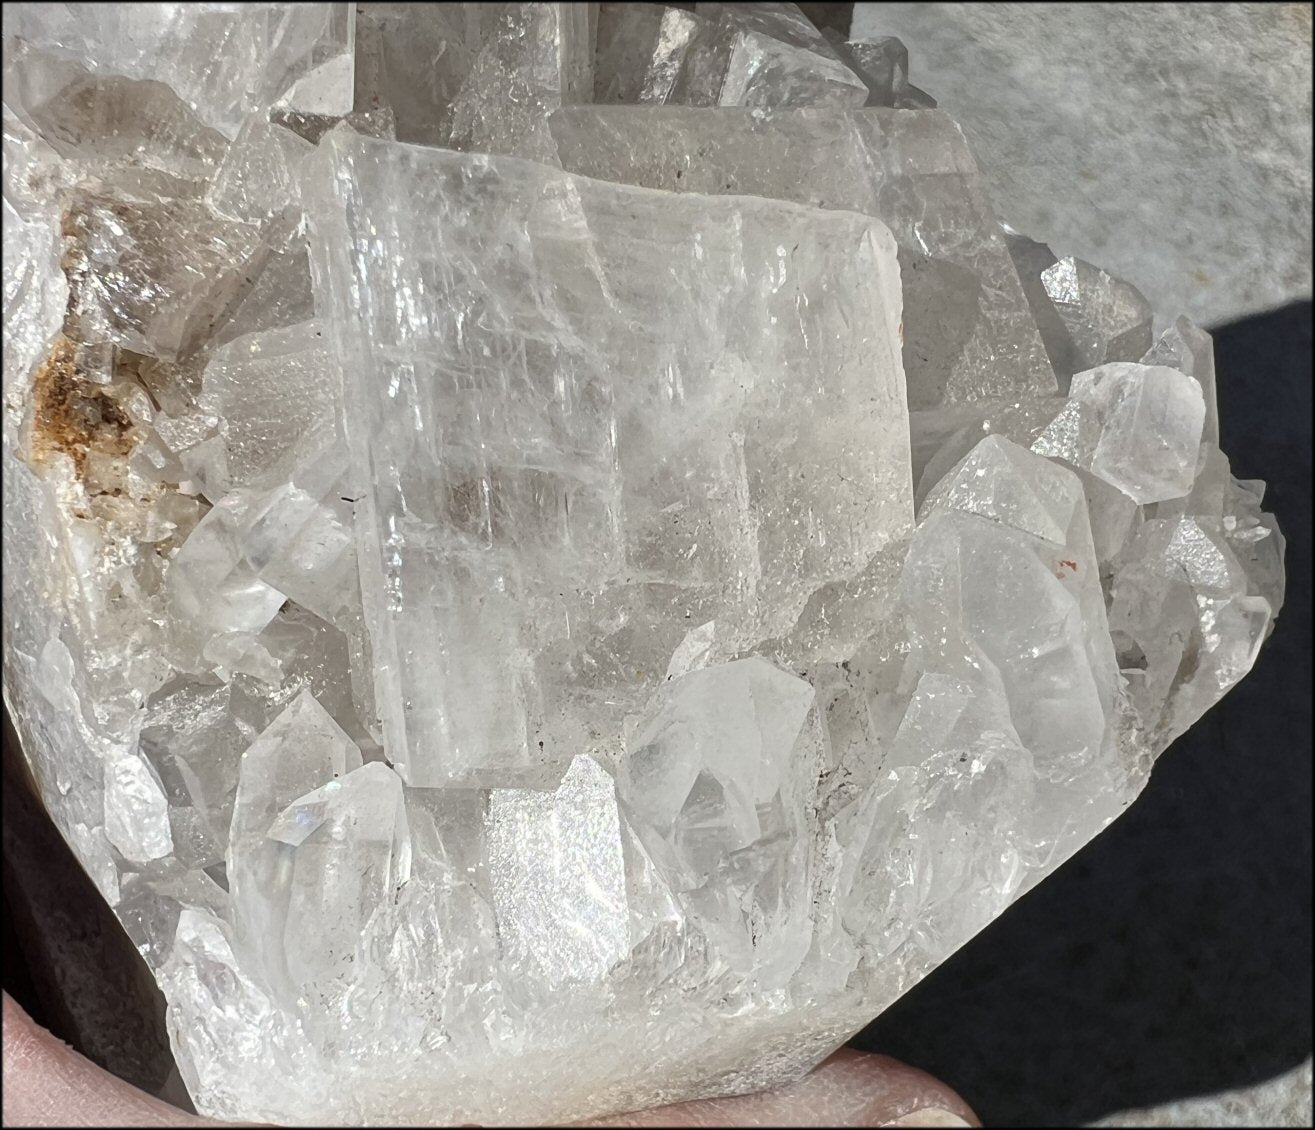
[1,4,1286,1126]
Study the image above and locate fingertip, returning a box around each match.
[575,1047,979,1127]
[2,990,213,1127]
[802,1049,980,1127]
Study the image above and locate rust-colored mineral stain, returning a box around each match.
[29,334,137,481]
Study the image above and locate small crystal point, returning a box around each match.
[1142,314,1221,446]
[1032,362,1206,504]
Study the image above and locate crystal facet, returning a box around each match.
[551,105,1059,410]
[1032,362,1207,505]
[4,3,355,138]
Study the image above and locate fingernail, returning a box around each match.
[881,1108,972,1127]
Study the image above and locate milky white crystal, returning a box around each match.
[0,5,1287,1127]
[700,2,871,109]
[1040,257,1155,377]
[593,4,703,104]
[1004,230,1155,392]
[486,755,629,987]
[445,2,593,163]
[1143,314,1220,446]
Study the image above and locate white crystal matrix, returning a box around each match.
[0,4,1286,1126]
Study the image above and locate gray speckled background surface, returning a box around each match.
[1091,1060,1313,1128]
[852,2,1313,328]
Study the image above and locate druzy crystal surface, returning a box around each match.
[0,4,1286,1126]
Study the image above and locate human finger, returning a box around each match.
[2,991,219,1128]
[573,1047,978,1127]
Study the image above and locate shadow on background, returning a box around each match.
[851,300,1313,1125]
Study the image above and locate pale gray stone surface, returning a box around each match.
[853,2,1314,326]
[1091,1059,1314,1128]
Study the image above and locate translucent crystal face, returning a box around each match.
[307,131,909,788]
[550,105,1058,411]
[0,4,1285,1126]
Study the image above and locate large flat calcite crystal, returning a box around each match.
[305,130,910,787]
[551,106,1058,409]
